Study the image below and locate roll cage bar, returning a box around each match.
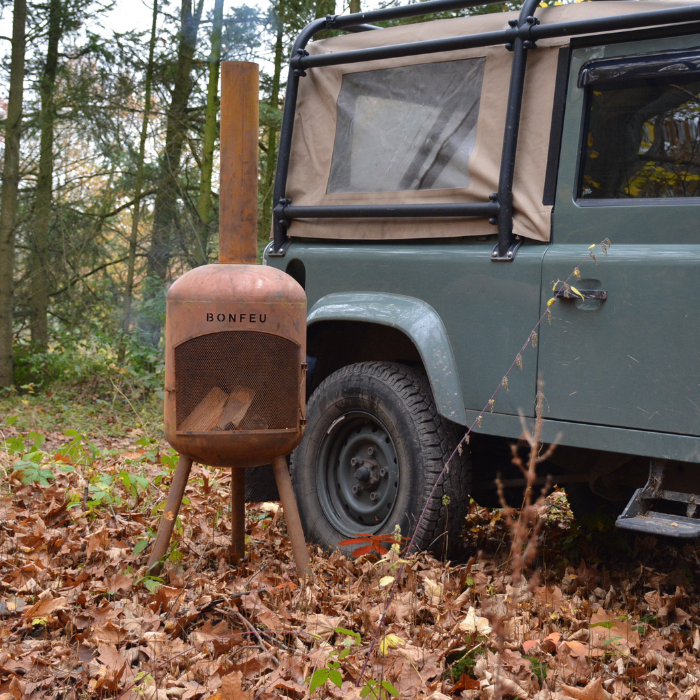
[269,0,700,260]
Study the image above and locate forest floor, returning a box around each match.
[1,391,700,700]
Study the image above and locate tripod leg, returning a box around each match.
[230,467,246,562]
[272,456,311,579]
[148,454,193,576]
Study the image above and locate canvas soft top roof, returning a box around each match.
[283,1,700,243]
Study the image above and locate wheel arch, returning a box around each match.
[307,292,467,426]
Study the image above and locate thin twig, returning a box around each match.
[235,610,268,651]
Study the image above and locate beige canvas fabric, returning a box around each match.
[285,1,698,242]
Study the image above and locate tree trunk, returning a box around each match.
[29,0,62,350]
[141,0,204,345]
[0,0,27,386]
[314,0,335,39]
[120,0,159,348]
[261,9,285,240]
[349,0,360,13]
[194,0,224,267]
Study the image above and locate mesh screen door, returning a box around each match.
[175,331,299,432]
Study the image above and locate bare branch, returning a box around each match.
[49,254,135,298]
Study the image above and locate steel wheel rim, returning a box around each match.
[317,411,400,536]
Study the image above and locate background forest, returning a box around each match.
[0,0,354,394]
[0,0,520,401]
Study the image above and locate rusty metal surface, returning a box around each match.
[157,62,311,583]
[164,263,307,469]
[219,62,258,265]
[272,455,312,578]
[147,454,193,575]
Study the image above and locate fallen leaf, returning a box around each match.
[105,573,133,594]
[457,607,492,635]
[452,673,480,691]
[590,610,639,649]
[90,620,128,645]
[97,644,128,673]
[23,591,68,619]
[221,671,251,700]
[305,613,341,640]
[379,633,406,655]
[562,678,612,700]
[563,640,588,658]
[86,528,109,558]
[523,639,540,654]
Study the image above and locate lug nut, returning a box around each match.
[350,457,358,466]
[370,492,378,501]
[352,485,360,494]
[379,468,386,477]
[367,447,374,456]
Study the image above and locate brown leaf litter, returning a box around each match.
[1,429,700,699]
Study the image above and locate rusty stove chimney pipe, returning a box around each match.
[219,61,259,265]
[220,61,258,563]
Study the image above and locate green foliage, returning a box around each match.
[303,627,399,698]
[307,663,343,693]
[333,627,361,658]
[120,470,150,499]
[590,619,617,630]
[133,536,152,556]
[360,680,399,699]
[2,421,71,485]
[445,640,487,682]
[12,455,55,486]
[59,429,100,467]
[524,655,547,684]
[85,472,120,511]
[13,330,164,398]
[602,635,623,647]
[2,334,164,440]
[76,467,151,515]
[136,574,164,593]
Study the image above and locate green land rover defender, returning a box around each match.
[261,0,700,552]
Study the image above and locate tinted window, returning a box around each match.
[327,58,485,194]
[580,77,700,200]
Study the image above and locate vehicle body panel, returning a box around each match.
[539,33,700,437]
[307,292,467,424]
[464,409,700,463]
[268,239,545,420]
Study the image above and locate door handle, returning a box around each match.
[554,288,607,301]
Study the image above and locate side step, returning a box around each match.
[616,460,700,539]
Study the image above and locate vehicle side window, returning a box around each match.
[327,58,485,194]
[578,51,700,200]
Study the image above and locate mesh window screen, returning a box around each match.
[327,58,486,194]
[175,331,299,432]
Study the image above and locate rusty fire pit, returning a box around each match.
[147,62,311,578]
[164,264,306,469]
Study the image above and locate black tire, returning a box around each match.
[291,362,471,557]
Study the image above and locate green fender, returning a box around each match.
[307,292,467,426]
